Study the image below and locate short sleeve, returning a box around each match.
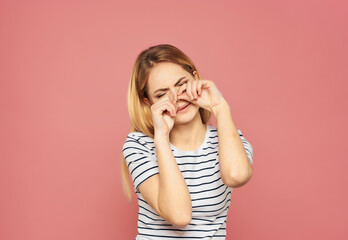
[122,133,159,192]
[237,129,254,165]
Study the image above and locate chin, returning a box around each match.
[174,104,199,123]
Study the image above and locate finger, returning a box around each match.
[197,80,202,95]
[163,102,176,117]
[152,95,170,109]
[186,80,193,100]
[177,84,191,102]
[155,94,172,105]
[169,88,177,103]
[156,100,176,117]
[191,80,198,99]
[177,83,185,96]
[166,94,178,113]
[199,79,212,89]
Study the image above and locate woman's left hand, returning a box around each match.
[177,79,225,112]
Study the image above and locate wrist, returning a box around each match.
[211,98,229,116]
[154,133,170,143]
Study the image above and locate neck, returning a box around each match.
[169,113,207,151]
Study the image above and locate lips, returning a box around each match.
[177,102,191,112]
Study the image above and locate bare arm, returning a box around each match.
[212,99,253,188]
[138,134,192,227]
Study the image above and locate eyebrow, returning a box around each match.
[152,76,187,95]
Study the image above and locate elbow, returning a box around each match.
[169,212,192,227]
[158,201,192,227]
[226,165,253,188]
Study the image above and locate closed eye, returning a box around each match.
[179,81,187,86]
[156,81,187,98]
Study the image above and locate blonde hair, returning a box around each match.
[121,44,212,202]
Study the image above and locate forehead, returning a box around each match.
[147,62,188,89]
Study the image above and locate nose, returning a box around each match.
[169,87,178,102]
[176,84,190,102]
[169,85,189,105]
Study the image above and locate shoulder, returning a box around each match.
[122,131,155,153]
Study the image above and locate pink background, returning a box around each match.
[1,0,347,239]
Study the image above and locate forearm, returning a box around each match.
[212,99,253,187]
[154,135,192,225]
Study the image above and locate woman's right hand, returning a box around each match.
[151,94,177,137]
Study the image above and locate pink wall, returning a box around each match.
[1,0,347,239]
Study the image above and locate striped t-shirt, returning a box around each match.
[122,124,253,240]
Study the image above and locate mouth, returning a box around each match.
[177,102,191,112]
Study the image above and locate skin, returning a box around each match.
[139,62,253,227]
[143,62,207,150]
[141,62,204,226]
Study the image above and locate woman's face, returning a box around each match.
[143,62,200,123]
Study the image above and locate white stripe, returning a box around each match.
[122,124,254,239]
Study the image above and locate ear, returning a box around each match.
[143,97,151,108]
[193,71,199,80]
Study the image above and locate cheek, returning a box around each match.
[178,94,191,102]
[189,103,200,111]
[150,97,157,105]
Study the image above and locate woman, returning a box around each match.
[121,44,254,239]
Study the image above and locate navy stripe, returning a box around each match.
[176,158,216,166]
[192,192,231,208]
[130,160,150,175]
[181,162,219,173]
[134,170,159,190]
[138,233,219,239]
[138,212,166,222]
[191,186,230,202]
[122,125,253,239]
[192,199,231,213]
[190,182,225,195]
[138,218,226,227]
[187,177,221,187]
[138,226,220,232]
[173,151,218,159]
[184,169,220,180]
